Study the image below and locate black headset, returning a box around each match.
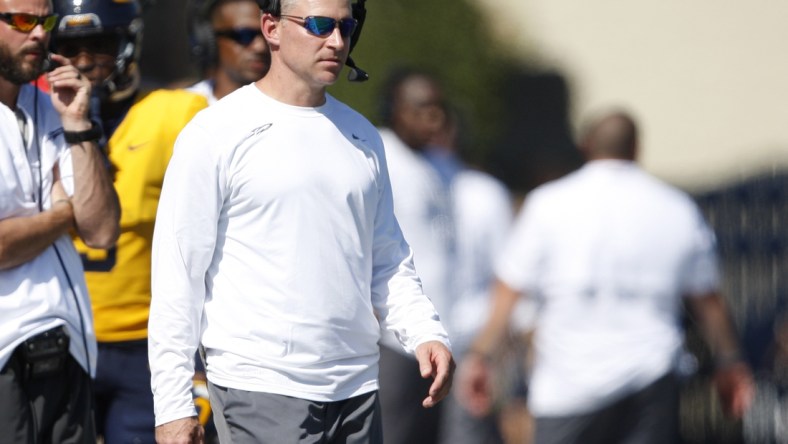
[259,0,369,81]
[188,0,218,74]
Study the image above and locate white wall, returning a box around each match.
[474,0,788,192]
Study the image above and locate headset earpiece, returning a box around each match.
[189,0,218,73]
[349,0,365,54]
[260,0,280,15]
[347,0,367,82]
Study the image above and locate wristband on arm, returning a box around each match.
[63,120,102,144]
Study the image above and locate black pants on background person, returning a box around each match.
[534,372,680,444]
[0,329,95,444]
[378,345,443,444]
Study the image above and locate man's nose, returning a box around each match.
[71,51,98,72]
[327,26,346,49]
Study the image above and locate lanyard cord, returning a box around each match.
[32,86,93,380]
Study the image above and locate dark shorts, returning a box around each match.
[534,372,680,444]
[0,328,95,444]
[208,382,382,444]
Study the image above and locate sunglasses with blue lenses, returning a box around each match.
[280,15,358,38]
[0,12,58,33]
[214,28,263,46]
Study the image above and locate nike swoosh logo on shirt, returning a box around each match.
[128,142,150,151]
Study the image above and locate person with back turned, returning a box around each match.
[457,109,754,444]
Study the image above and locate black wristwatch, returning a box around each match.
[63,120,102,144]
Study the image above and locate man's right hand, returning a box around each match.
[155,417,204,444]
[455,352,495,418]
[713,362,754,419]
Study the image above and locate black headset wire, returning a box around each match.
[32,85,95,424]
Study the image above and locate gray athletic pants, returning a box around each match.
[208,382,382,444]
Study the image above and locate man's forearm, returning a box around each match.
[687,292,745,366]
[69,139,120,249]
[468,279,521,358]
[0,201,74,270]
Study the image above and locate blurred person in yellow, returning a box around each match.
[456,109,754,444]
[51,0,208,442]
[187,0,270,105]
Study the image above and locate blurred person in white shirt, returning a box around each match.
[457,109,754,444]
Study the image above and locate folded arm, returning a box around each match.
[0,198,73,270]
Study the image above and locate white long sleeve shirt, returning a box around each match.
[0,84,96,375]
[149,85,450,426]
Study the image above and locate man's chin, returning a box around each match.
[19,55,46,81]
[0,65,43,85]
[0,48,44,84]
[316,69,342,87]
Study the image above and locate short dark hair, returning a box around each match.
[378,67,439,126]
[579,109,638,160]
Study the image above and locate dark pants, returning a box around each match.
[534,372,680,444]
[93,340,156,444]
[0,337,95,444]
[208,383,382,444]
[378,345,442,444]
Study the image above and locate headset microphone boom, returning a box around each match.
[346,0,368,81]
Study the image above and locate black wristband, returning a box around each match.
[63,120,102,144]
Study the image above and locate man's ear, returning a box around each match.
[261,13,280,47]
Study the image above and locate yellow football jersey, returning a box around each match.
[74,89,208,342]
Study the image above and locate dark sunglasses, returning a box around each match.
[54,36,120,58]
[280,15,358,38]
[0,12,58,33]
[214,28,263,46]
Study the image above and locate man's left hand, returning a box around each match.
[414,341,455,408]
[46,54,92,130]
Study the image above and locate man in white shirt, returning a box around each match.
[424,104,517,444]
[376,67,456,444]
[0,0,120,441]
[187,0,270,104]
[148,0,454,442]
[456,109,754,444]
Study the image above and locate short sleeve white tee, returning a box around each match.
[496,160,719,416]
